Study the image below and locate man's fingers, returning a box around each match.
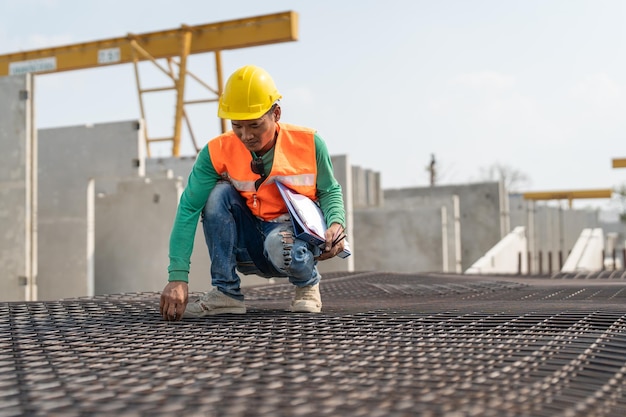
[168,304,177,321]
[161,300,177,321]
[163,302,177,321]
[160,282,188,321]
[161,301,170,320]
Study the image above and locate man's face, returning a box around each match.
[231,108,277,154]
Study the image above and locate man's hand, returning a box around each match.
[317,222,345,261]
[160,281,189,321]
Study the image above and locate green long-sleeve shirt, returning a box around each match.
[168,131,346,283]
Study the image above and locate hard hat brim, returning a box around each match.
[217,108,268,121]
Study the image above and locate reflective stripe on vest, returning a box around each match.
[208,123,318,220]
[230,173,316,193]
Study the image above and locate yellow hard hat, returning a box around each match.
[218,65,282,120]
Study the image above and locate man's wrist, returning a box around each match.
[168,270,189,283]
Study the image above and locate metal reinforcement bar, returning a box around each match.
[1,272,626,416]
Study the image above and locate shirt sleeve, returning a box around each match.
[167,144,220,282]
[314,133,347,229]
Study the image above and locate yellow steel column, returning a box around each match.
[172,28,192,156]
[130,40,150,157]
[215,50,226,134]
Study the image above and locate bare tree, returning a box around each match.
[478,163,531,192]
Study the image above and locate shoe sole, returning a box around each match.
[183,307,247,317]
[290,304,321,313]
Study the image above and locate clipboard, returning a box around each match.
[276,181,351,259]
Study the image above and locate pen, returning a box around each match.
[332,233,346,247]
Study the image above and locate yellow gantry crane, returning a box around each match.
[0,11,298,156]
[522,158,626,207]
[523,189,613,208]
[613,158,626,169]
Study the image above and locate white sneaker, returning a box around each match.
[291,283,322,313]
[183,288,246,317]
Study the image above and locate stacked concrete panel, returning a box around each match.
[508,194,601,274]
[354,193,460,273]
[94,175,184,294]
[602,221,626,268]
[145,156,221,289]
[352,165,383,209]
[379,193,461,272]
[38,121,145,300]
[146,155,197,181]
[380,182,503,272]
[317,155,354,273]
[0,74,36,301]
[94,174,219,294]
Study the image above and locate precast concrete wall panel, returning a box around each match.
[508,195,601,273]
[508,194,527,233]
[366,170,382,206]
[146,157,227,289]
[0,74,36,301]
[94,174,214,294]
[384,182,502,271]
[319,155,353,273]
[602,221,626,252]
[352,166,368,209]
[563,209,600,250]
[353,206,446,273]
[376,195,462,272]
[38,120,144,300]
[95,177,183,294]
[533,205,561,273]
[352,166,383,209]
[146,156,196,184]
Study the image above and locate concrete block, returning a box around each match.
[354,206,445,273]
[38,120,144,300]
[0,74,36,301]
[95,177,183,294]
[509,195,601,273]
[318,154,354,273]
[383,182,502,271]
[146,156,196,184]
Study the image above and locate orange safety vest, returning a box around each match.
[208,123,318,220]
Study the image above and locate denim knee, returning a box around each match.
[203,181,239,218]
[264,226,315,279]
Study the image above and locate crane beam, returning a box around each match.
[0,11,298,75]
[612,158,626,168]
[0,11,298,156]
[523,188,613,208]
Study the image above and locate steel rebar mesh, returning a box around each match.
[1,272,626,417]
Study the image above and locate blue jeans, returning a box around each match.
[201,182,321,300]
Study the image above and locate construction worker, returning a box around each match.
[160,65,347,321]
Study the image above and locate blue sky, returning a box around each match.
[1,0,625,209]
